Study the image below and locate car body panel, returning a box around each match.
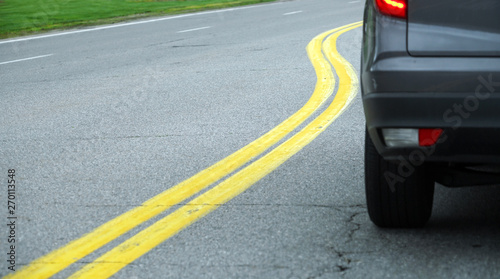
[407,0,500,57]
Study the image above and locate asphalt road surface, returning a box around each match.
[1,0,500,278]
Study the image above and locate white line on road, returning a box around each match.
[177,26,211,33]
[0,54,53,65]
[283,11,303,16]
[0,3,280,45]
[348,1,361,3]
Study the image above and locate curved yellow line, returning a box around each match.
[68,22,362,279]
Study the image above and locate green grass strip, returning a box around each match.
[0,0,275,38]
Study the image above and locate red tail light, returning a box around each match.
[419,129,443,146]
[375,0,407,18]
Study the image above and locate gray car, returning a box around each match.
[361,0,500,228]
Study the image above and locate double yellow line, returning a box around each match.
[6,21,362,279]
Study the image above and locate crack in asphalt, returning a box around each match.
[346,212,362,241]
[322,209,367,277]
[145,38,185,48]
[216,203,366,208]
[171,44,210,48]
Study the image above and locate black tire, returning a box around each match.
[365,129,434,228]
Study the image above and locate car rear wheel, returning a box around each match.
[365,129,434,228]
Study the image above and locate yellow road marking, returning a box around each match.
[69,22,362,279]
[5,22,360,279]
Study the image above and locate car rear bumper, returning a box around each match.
[363,92,500,164]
